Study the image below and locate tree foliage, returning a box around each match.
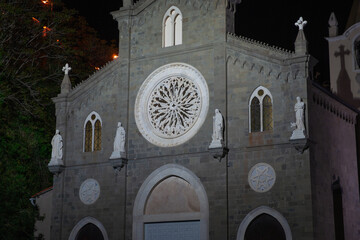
[0,0,117,238]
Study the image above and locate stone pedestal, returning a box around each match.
[48,163,65,175]
[209,139,224,149]
[289,138,309,154]
[109,156,127,173]
[209,147,229,162]
[110,151,126,160]
[290,129,306,140]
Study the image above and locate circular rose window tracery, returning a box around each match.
[148,76,201,138]
[135,63,209,147]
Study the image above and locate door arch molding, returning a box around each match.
[133,164,209,240]
[236,206,292,240]
[68,216,108,240]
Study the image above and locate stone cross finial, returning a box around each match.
[62,63,71,75]
[295,17,307,30]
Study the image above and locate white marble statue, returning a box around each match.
[209,109,224,148]
[110,122,126,159]
[290,97,306,140]
[49,129,63,166]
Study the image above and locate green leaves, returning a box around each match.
[0,0,117,238]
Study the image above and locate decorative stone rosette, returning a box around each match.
[79,178,100,205]
[248,163,276,193]
[135,63,209,147]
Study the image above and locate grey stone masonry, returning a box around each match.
[49,0,327,239]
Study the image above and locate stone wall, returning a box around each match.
[309,84,360,240]
[226,46,313,240]
[327,22,360,109]
[34,188,53,240]
[49,0,319,239]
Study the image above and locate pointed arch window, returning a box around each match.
[83,111,102,152]
[249,87,273,132]
[84,121,92,152]
[163,6,182,48]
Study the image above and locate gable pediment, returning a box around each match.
[112,0,222,28]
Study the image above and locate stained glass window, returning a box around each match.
[249,87,273,133]
[251,97,261,132]
[263,95,273,131]
[85,121,92,152]
[94,120,101,151]
[83,112,102,152]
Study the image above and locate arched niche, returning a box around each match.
[236,206,292,240]
[133,164,209,240]
[68,217,108,240]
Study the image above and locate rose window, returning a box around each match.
[135,63,209,147]
[148,77,201,138]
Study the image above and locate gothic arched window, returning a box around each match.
[84,121,92,152]
[249,87,273,132]
[250,97,260,132]
[163,6,182,47]
[94,120,102,151]
[83,111,102,152]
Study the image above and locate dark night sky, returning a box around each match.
[62,0,355,83]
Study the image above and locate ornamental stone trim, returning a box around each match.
[68,217,109,240]
[79,178,100,205]
[248,163,276,193]
[236,206,292,240]
[135,63,209,147]
[132,164,209,240]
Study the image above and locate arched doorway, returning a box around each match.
[236,206,292,240]
[133,164,209,240]
[244,214,286,240]
[76,223,104,240]
[68,217,108,240]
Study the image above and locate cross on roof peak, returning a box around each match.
[62,63,71,75]
[295,17,307,30]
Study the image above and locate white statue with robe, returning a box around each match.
[209,109,224,148]
[290,96,306,140]
[49,129,64,166]
[110,122,126,159]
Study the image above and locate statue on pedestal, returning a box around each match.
[290,97,306,140]
[49,129,64,166]
[209,109,224,149]
[110,122,126,159]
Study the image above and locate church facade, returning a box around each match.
[47,0,360,239]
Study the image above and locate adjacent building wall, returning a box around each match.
[34,188,53,240]
[309,84,360,240]
[327,22,360,109]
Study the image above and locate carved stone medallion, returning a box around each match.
[135,63,209,147]
[79,178,100,205]
[248,163,276,193]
